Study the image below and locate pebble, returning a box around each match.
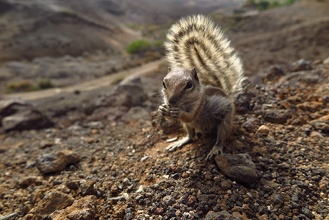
[290,59,312,72]
[162,195,175,206]
[81,180,98,196]
[66,180,80,190]
[310,131,324,138]
[256,125,270,136]
[242,117,260,132]
[36,150,81,174]
[220,180,233,190]
[18,176,43,188]
[154,207,164,215]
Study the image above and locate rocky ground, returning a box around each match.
[1,1,329,219]
[0,57,329,219]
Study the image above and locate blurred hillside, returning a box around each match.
[0,0,243,62]
[0,0,329,94]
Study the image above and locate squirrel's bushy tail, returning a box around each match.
[164,14,245,97]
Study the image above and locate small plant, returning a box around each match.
[5,79,54,93]
[58,8,78,17]
[245,0,299,10]
[126,39,151,55]
[37,78,53,89]
[6,80,34,93]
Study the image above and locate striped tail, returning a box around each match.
[164,14,245,97]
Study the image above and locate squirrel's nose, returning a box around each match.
[168,96,178,106]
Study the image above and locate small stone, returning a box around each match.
[140,156,149,162]
[154,207,164,215]
[81,180,97,196]
[302,207,314,219]
[66,181,80,190]
[163,195,175,206]
[215,153,261,186]
[242,117,260,132]
[37,150,81,174]
[220,180,232,190]
[181,172,189,178]
[290,59,312,72]
[171,173,180,180]
[19,176,43,188]
[264,109,291,124]
[256,125,270,137]
[187,195,197,206]
[273,194,283,204]
[39,141,54,149]
[310,131,324,138]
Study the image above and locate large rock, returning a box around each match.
[215,153,261,186]
[26,190,74,218]
[98,78,146,108]
[0,99,53,132]
[49,195,97,220]
[205,211,241,220]
[264,109,291,124]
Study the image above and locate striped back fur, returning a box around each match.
[164,14,246,98]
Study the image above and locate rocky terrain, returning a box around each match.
[1,57,329,220]
[1,0,329,219]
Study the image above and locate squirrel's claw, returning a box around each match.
[165,136,191,152]
[169,107,180,118]
[206,146,223,160]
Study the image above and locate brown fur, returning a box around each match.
[159,15,245,159]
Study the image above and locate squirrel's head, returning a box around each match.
[162,67,203,108]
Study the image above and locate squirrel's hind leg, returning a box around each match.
[206,107,233,160]
[166,125,195,152]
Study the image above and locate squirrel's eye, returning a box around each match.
[185,81,193,90]
[163,81,166,89]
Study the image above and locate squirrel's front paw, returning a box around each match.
[158,104,180,119]
[158,104,171,116]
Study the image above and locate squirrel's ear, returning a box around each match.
[168,67,171,72]
[191,67,199,82]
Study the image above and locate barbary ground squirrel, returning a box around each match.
[158,15,246,159]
